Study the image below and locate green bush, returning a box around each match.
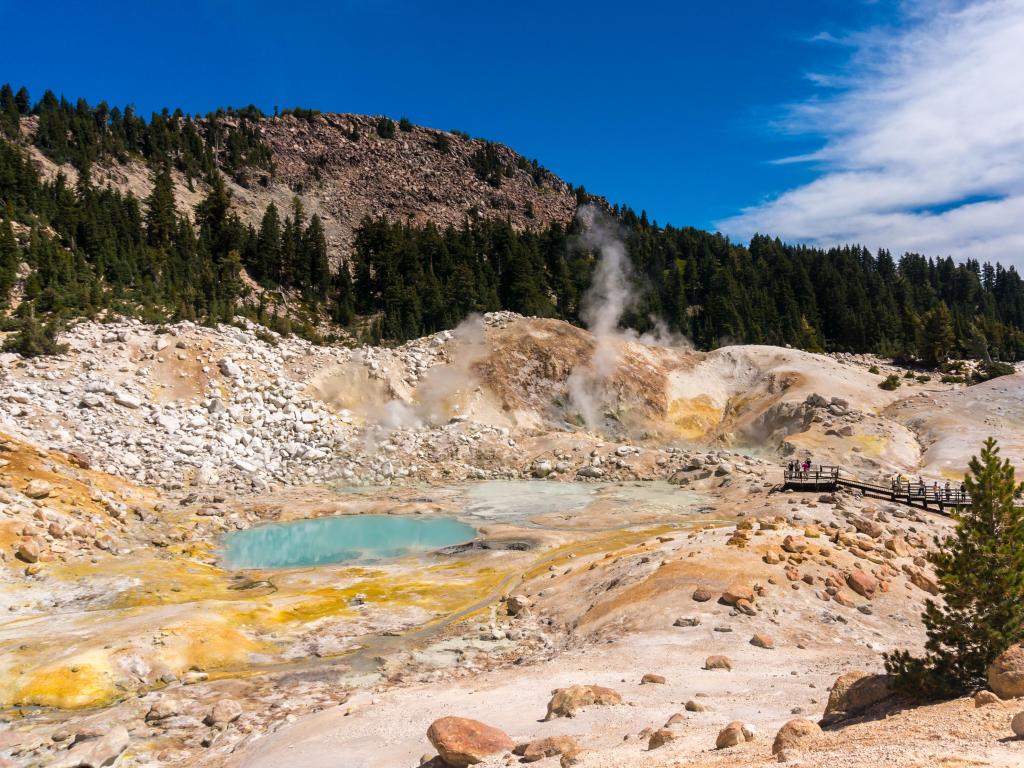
[2,313,68,357]
[916,374,931,383]
[975,361,1016,382]
[879,374,901,391]
[398,116,413,132]
[375,118,395,139]
[941,374,966,384]
[904,369,916,378]
[868,365,880,375]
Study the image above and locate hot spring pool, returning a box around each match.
[221,515,477,569]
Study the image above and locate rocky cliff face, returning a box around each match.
[23,112,583,265]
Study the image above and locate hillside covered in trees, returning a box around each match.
[2,83,1024,365]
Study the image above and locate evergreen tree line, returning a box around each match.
[347,209,1024,363]
[0,84,274,185]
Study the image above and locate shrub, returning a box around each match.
[375,118,395,139]
[941,374,966,384]
[868,365,880,375]
[916,374,931,383]
[975,361,1016,382]
[398,116,413,132]
[904,369,916,378]
[879,374,901,391]
[432,133,451,154]
[2,313,68,358]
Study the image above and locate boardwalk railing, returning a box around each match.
[782,464,976,513]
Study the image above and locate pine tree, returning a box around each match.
[255,202,282,283]
[0,214,20,304]
[885,438,1024,698]
[144,166,177,249]
[920,302,956,366]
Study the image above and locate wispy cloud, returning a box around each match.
[718,0,1024,268]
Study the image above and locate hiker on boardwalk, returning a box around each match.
[917,476,924,496]
[960,481,967,502]
[944,481,951,500]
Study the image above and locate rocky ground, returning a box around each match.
[1,313,1022,767]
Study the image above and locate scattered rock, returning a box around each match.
[720,582,755,606]
[750,633,775,649]
[206,698,242,726]
[704,655,733,671]
[974,690,1003,708]
[772,718,821,757]
[823,672,893,723]
[715,720,755,749]
[49,725,129,768]
[692,586,715,602]
[24,479,53,499]
[514,735,580,763]
[640,673,666,685]
[427,716,514,767]
[648,728,679,750]
[685,700,710,712]
[544,685,623,720]
[845,570,878,599]
[988,643,1024,699]
[1012,711,1024,738]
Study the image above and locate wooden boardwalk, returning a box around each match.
[782,465,977,514]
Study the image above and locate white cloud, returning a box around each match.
[718,0,1024,268]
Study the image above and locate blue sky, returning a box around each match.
[3,1,1022,265]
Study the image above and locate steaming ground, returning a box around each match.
[0,310,1022,767]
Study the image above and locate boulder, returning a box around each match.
[750,633,775,650]
[974,690,1003,708]
[24,479,53,499]
[1012,711,1024,738]
[640,673,666,685]
[704,655,733,671]
[146,698,182,722]
[49,725,129,768]
[772,718,821,757]
[505,595,532,617]
[692,586,715,602]
[206,698,242,726]
[823,672,893,722]
[544,685,623,720]
[845,569,878,599]
[427,717,514,766]
[685,699,710,712]
[781,535,808,554]
[514,735,580,763]
[648,728,679,750]
[988,644,1024,699]
[720,582,755,606]
[715,720,755,749]
[16,538,40,564]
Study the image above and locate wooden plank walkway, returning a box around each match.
[781,464,979,514]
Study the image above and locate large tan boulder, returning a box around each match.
[720,582,755,606]
[772,718,821,757]
[823,672,893,723]
[24,479,53,499]
[514,735,580,763]
[544,685,623,720]
[426,717,514,766]
[715,720,755,749]
[988,644,1024,699]
[845,570,877,599]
